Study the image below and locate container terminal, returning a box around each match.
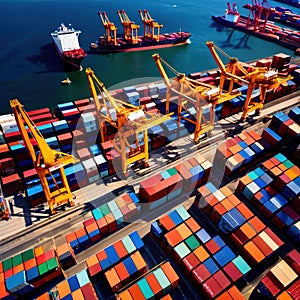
[0,41,300,299]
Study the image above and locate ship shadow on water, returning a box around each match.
[27,43,71,73]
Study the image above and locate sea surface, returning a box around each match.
[1,0,299,114]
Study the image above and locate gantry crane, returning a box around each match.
[244,0,275,32]
[206,41,293,121]
[152,54,241,143]
[117,10,140,44]
[10,99,79,215]
[139,9,163,41]
[98,11,118,45]
[86,68,172,176]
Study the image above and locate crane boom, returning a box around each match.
[10,99,78,214]
[98,11,118,45]
[117,9,140,44]
[86,68,172,176]
[152,53,241,143]
[139,9,163,41]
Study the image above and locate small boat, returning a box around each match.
[61,78,72,85]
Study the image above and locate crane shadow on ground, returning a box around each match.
[13,193,48,227]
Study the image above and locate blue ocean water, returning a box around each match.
[0,0,298,114]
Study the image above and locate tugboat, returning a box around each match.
[51,23,87,71]
[90,9,191,53]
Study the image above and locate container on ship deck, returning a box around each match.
[30,113,53,123]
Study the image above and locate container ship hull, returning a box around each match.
[91,32,191,53]
[212,15,300,51]
[53,43,87,71]
[51,24,87,71]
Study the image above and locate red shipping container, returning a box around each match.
[113,240,128,260]
[191,263,211,286]
[181,252,200,277]
[81,282,98,300]
[213,270,231,290]
[223,261,243,283]
[88,263,102,278]
[128,283,146,300]
[210,202,227,224]
[115,262,130,285]
[252,235,273,257]
[36,253,47,265]
[146,272,163,298]
[205,238,221,255]
[285,249,300,275]
[83,217,95,228]
[74,98,90,107]
[28,107,51,116]
[159,215,176,232]
[261,273,283,297]
[139,173,167,202]
[264,227,284,247]
[202,276,223,299]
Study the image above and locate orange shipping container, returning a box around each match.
[24,258,37,271]
[145,273,163,297]
[117,289,134,300]
[248,216,266,233]
[131,251,147,275]
[35,292,51,300]
[34,245,45,257]
[165,229,183,248]
[185,217,201,233]
[105,267,121,293]
[160,261,179,289]
[86,255,99,268]
[56,280,71,299]
[71,289,85,300]
[13,263,24,275]
[193,246,210,263]
[243,241,265,265]
[128,283,146,300]
[159,215,176,232]
[176,223,192,240]
[65,232,77,243]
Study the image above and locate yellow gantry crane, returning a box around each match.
[98,11,118,45]
[152,53,241,143]
[85,68,171,176]
[10,99,79,215]
[139,9,163,42]
[206,41,293,121]
[117,10,140,44]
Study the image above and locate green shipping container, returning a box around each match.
[100,203,110,216]
[47,257,58,271]
[175,206,190,221]
[2,258,12,272]
[138,277,155,300]
[185,235,200,251]
[283,160,294,169]
[38,262,49,276]
[153,268,171,295]
[121,236,136,254]
[167,168,177,176]
[22,249,34,262]
[232,256,251,275]
[12,254,23,267]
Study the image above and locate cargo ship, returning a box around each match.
[0,50,300,299]
[51,23,87,71]
[90,10,191,53]
[212,3,300,51]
